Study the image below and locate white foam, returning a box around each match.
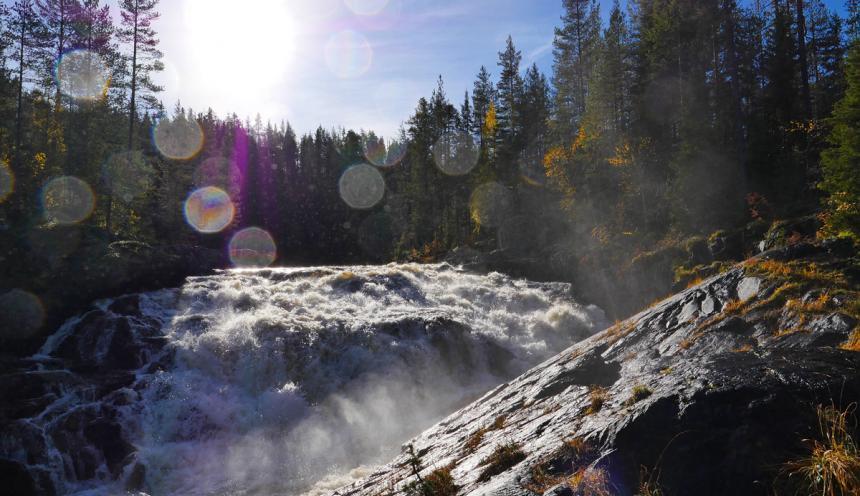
[41,264,606,495]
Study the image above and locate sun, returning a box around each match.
[184,0,298,95]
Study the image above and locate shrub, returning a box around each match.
[477,442,527,482]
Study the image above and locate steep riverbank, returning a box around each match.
[330,239,860,496]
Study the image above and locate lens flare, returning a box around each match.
[339,164,385,210]
[56,49,110,101]
[153,115,204,160]
[432,131,480,176]
[345,0,389,15]
[0,289,44,339]
[0,162,13,203]
[42,176,95,225]
[363,138,407,168]
[229,227,277,267]
[470,182,513,228]
[103,151,153,203]
[184,187,235,234]
[325,30,373,79]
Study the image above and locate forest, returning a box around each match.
[0,0,859,293]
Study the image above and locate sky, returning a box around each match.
[142,0,564,138]
[36,0,855,138]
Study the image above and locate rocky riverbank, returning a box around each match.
[331,239,860,496]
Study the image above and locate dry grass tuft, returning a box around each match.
[624,385,653,407]
[477,443,527,482]
[404,465,458,496]
[638,466,665,496]
[585,386,609,415]
[463,415,508,454]
[782,404,860,496]
[567,467,612,496]
[786,292,832,314]
[842,327,860,352]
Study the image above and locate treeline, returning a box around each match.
[0,0,858,269]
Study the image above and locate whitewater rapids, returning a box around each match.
[18,264,606,495]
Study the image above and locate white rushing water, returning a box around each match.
[25,264,606,495]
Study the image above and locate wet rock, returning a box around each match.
[736,277,762,301]
[0,459,40,496]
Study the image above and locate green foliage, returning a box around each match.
[820,41,860,241]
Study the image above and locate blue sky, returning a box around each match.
[25,0,853,137]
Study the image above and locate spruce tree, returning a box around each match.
[820,41,860,240]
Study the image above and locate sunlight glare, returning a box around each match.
[325,31,373,79]
[184,0,297,94]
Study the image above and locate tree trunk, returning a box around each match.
[795,0,812,118]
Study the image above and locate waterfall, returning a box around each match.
[5,264,606,496]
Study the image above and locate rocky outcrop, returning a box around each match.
[0,224,223,355]
[333,240,860,496]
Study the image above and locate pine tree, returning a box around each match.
[8,0,45,223]
[117,0,162,152]
[36,0,82,106]
[552,0,601,138]
[472,66,495,146]
[115,0,161,233]
[495,35,523,184]
[820,41,860,240]
[847,0,860,42]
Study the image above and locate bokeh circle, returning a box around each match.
[339,164,386,209]
[470,182,513,228]
[153,116,204,160]
[325,30,373,79]
[184,186,236,234]
[432,130,480,176]
[103,151,153,203]
[229,227,277,267]
[56,49,110,100]
[364,137,407,168]
[42,176,96,225]
[0,289,45,339]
